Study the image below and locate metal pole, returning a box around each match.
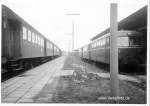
[110,3,119,98]
[72,20,74,51]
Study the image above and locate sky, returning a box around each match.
[1,0,148,51]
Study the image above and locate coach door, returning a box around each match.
[44,39,47,56]
[8,20,21,59]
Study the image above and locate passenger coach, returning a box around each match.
[2,5,61,73]
[79,30,145,66]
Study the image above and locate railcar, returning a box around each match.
[2,5,61,73]
[80,30,145,66]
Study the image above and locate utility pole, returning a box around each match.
[72,20,74,51]
[66,13,80,51]
[110,3,119,100]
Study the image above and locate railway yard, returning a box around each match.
[1,2,148,105]
[1,54,146,103]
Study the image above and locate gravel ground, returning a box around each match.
[33,54,146,104]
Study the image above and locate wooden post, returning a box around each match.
[110,3,119,98]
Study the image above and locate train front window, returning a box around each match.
[117,37,129,46]
[129,36,142,46]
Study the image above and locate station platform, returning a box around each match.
[1,56,67,103]
[1,54,146,103]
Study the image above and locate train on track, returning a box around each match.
[78,6,147,73]
[78,30,146,67]
[2,5,62,74]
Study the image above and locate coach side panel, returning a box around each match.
[20,25,44,58]
[46,40,53,57]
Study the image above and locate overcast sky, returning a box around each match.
[1,0,147,51]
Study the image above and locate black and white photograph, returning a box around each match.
[1,0,149,104]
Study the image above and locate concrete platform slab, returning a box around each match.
[1,56,66,103]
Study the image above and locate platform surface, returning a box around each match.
[1,55,146,103]
[1,56,67,103]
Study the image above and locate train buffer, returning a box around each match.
[1,56,67,103]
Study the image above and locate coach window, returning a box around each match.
[34,34,36,43]
[36,35,38,44]
[99,40,102,46]
[38,37,40,45]
[41,39,43,47]
[31,32,32,42]
[32,32,35,43]
[41,38,42,46]
[94,43,96,48]
[106,37,110,45]
[101,39,103,46]
[49,43,51,49]
[39,37,41,45]
[47,43,48,49]
[43,40,44,47]
[48,42,50,49]
[34,33,37,44]
[40,39,42,47]
[118,37,129,46]
[39,37,41,46]
[102,39,104,46]
[48,42,49,49]
[93,43,95,48]
[53,46,55,51]
[41,38,43,48]
[102,39,105,46]
[37,36,39,45]
[98,41,100,46]
[104,39,106,45]
[28,30,31,42]
[40,38,43,47]
[23,26,27,40]
[33,33,36,43]
[42,39,44,47]
[38,37,40,46]
[100,40,102,46]
[36,35,39,44]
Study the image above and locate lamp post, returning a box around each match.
[66,13,80,51]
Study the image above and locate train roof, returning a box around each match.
[2,5,61,50]
[90,5,147,41]
[92,30,143,42]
